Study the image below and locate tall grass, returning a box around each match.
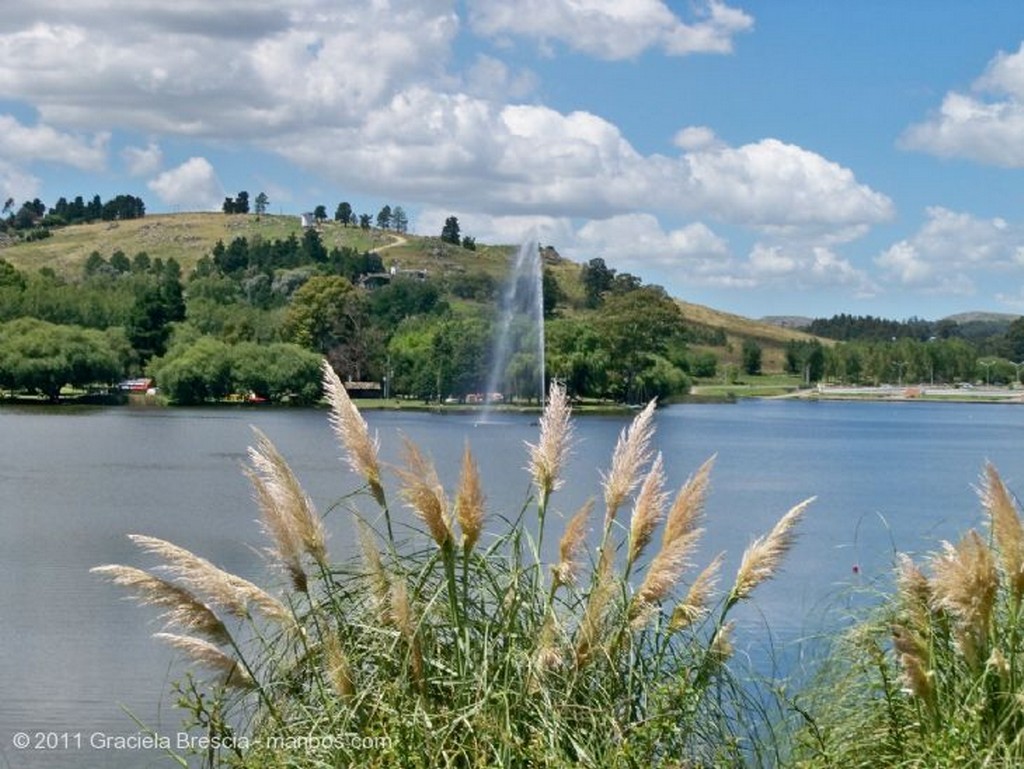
[790,463,1024,768]
[94,361,814,768]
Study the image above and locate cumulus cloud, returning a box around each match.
[147,157,223,210]
[121,142,163,176]
[902,42,1024,167]
[875,206,1024,295]
[467,0,752,60]
[0,160,41,204]
[273,91,892,247]
[0,1,458,137]
[673,125,723,151]
[679,138,895,235]
[0,114,107,170]
[575,214,729,266]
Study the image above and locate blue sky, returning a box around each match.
[2,2,1024,321]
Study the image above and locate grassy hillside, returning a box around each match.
[0,212,818,372]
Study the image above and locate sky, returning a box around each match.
[2,1,1024,321]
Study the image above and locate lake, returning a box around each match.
[2,399,1021,767]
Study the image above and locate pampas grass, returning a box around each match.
[94,362,815,769]
[791,464,1024,769]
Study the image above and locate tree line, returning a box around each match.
[0,226,704,404]
[2,193,146,236]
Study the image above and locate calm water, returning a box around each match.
[2,399,1022,767]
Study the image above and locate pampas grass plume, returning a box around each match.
[730,497,814,604]
[601,399,657,526]
[322,360,385,507]
[981,463,1024,601]
[627,453,668,568]
[455,442,485,555]
[154,632,255,690]
[396,437,452,549]
[553,499,593,588]
[91,565,230,646]
[126,534,292,628]
[526,380,574,500]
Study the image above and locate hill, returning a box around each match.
[0,211,818,374]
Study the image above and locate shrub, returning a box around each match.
[94,364,813,767]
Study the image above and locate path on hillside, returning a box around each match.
[375,233,407,252]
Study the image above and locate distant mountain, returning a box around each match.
[760,315,813,330]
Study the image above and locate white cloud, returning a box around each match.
[0,2,458,137]
[0,114,107,170]
[0,160,41,204]
[680,138,895,235]
[902,42,1024,167]
[575,214,729,267]
[121,142,163,176]
[467,0,752,60]
[673,125,722,151]
[875,206,1024,294]
[147,157,223,210]
[462,54,537,101]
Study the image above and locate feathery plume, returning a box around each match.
[454,443,485,555]
[630,525,705,625]
[245,462,306,592]
[576,545,616,668]
[627,453,668,568]
[127,534,292,628]
[357,520,391,621]
[154,633,255,690]
[533,613,564,674]
[247,427,327,565]
[601,399,657,526]
[895,552,931,631]
[669,553,725,632]
[980,463,1024,601]
[323,632,356,701]
[390,580,424,691]
[526,380,574,500]
[709,620,735,663]
[396,437,452,549]
[663,455,715,548]
[322,360,385,507]
[92,565,230,646]
[892,624,934,703]
[553,499,593,588]
[929,530,998,657]
[730,497,814,604]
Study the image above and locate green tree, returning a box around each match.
[255,192,269,218]
[376,205,392,230]
[148,336,233,404]
[126,266,186,364]
[441,216,461,245]
[0,318,124,400]
[581,257,615,308]
[313,205,327,224]
[282,276,363,355]
[230,342,322,403]
[392,206,408,233]
[741,340,762,376]
[335,202,353,226]
[597,287,685,401]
